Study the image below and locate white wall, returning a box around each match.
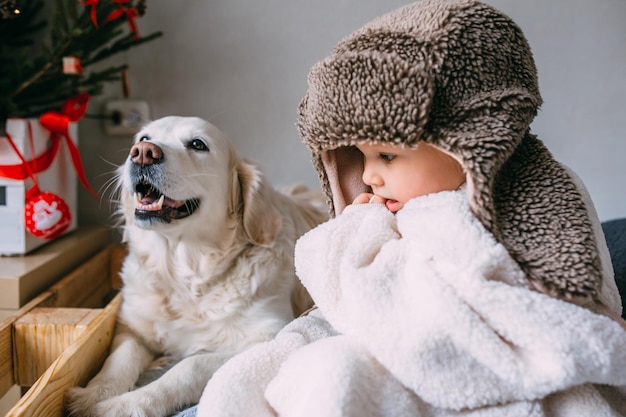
[77,0,626,227]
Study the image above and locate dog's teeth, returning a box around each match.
[134,192,142,205]
[156,195,165,210]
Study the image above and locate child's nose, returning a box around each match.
[362,164,382,186]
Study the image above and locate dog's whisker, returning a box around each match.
[96,159,126,217]
[99,179,118,200]
[206,109,228,122]
[184,199,199,213]
[182,173,219,179]
[100,156,125,170]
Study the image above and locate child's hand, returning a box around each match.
[352,193,402,213]
[352,193,386,205]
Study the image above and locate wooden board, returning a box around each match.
[0,227,110,309]
[6,293,122,417]
[13,308,102,386]
[0,291,55,398]
[0,244,126,410]
[47,248,113,309]
[0,317,14,401]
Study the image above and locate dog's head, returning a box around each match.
[117,116,281,247]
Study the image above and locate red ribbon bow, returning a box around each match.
[81,0,141,40]
[79,0,101,27]
[39,93,100,199]
[0,122,60,181]
[107,0,140,40]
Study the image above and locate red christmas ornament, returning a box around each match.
[24,191,71,240]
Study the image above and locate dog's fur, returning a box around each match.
[65,116,328,417]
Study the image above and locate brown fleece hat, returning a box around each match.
[296,0,605,303]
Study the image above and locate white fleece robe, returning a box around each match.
[197,189,626,417]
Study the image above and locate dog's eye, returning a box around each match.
[189,138,209,152]
[138,136,150,142]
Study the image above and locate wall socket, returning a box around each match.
[103,100,150,136]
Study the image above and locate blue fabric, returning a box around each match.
[172,405,197,417]
[602,218,626,319]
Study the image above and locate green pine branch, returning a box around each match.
[0,0,162,122]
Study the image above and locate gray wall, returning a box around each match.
[77,0,626,229]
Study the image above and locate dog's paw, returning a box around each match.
[92,391,168,417]
[65,385,120,417]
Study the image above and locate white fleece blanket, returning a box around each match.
[197,190,626,417]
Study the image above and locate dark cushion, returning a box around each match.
[602,218,626,319]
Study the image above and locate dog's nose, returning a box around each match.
[130,141,163,166]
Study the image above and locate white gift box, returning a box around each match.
[0,118,78,255]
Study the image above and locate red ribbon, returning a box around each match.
[0,123,60,181]
[107,0,140,40]
[37,93,100,199]
[81,0,140,40]
[79,0,100,27]
[2,123,42,200]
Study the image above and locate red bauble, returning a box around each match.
[24,191,71,240]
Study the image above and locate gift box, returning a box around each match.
[0,118,78,255]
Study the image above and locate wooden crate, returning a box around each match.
[0,245,126,417]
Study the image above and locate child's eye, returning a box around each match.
[379,153,396,162]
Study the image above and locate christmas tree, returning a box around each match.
[0,0,162,124]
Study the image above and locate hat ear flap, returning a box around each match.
[490,134,603,302]
[319,146,369,216]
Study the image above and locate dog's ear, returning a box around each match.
[231,158,282,247]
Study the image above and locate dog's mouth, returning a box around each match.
[134,179,200,222]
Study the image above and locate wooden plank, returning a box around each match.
[6,293,122,417]
[0,227,110,309]
[13,308,101,386]
[0,319,15,400]
[1,245,115,322]
[48,247,112,309]
[0,292,55,399]
[0,246,116,397]
[0,244,123,403]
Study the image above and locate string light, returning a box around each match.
[0,0,21,19]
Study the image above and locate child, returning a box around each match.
[350,141,465,211]
[193,1,626,416]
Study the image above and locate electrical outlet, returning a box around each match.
[103,100,150,136]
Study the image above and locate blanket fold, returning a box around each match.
[197,190,626,417]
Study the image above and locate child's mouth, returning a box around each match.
[385,199,402,213]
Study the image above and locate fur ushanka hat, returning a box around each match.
[296,0,620,310]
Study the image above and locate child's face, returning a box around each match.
[355,142,466,212]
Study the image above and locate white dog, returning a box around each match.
[65,116,328,417]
